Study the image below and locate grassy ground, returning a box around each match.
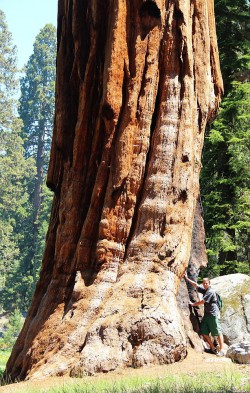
[1,371,250,393]
[41,373,250,393]
[1,349,249,393]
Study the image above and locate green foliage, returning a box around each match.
[12,24,56,311]
[0,17,55,313]
[0,309,23,350]
[19,24,56,165]
[0,10,36,312]
[201,81,250,276]
[32,181,53,284]
[201,1,250,277]
[0,349,11,379]
[214,0,250,93]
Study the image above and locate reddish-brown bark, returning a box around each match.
[6,0,222,380]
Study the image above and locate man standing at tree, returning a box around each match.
[184,273,225,356]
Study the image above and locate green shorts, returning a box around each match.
[200,315,222,337]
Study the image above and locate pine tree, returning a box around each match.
[214,0,250,93]
[0,10,35,311]
[19,24,56,284]
[200,1,250,276]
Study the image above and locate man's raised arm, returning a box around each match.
[184,272,198,288]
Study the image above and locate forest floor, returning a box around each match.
[1,348,250,392]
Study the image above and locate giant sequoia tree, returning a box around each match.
[6,0,222,380]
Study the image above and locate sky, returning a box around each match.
[0,0,58,69]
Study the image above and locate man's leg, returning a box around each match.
[212,317,224,351]
[200,316,217,352]
[202,334,216,351]
[211,318,225,355]
[217,334,224,351]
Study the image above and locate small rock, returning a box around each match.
[226,342,250,364]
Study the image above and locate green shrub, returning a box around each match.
[0,309,23,350]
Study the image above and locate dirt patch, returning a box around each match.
[1,348,249,392]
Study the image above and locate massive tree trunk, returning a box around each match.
[6,0,222,380]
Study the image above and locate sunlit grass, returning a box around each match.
[2,371,249,393]
[0,349,249,393]
[0,349,10,376]
[53,373,249,393]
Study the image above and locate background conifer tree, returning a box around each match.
[18,24,56,288]
[0,10,35,312]
[200,0,250,276]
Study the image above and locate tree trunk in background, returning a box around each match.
[6,0,222,380]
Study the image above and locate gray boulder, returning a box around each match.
[210,274,250,345]
[227,342,250,364]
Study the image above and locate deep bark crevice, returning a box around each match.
[126,0,136,78]
[123,67,161,261]
[139,1,161,39]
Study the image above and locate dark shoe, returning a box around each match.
[204,348,217,355]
